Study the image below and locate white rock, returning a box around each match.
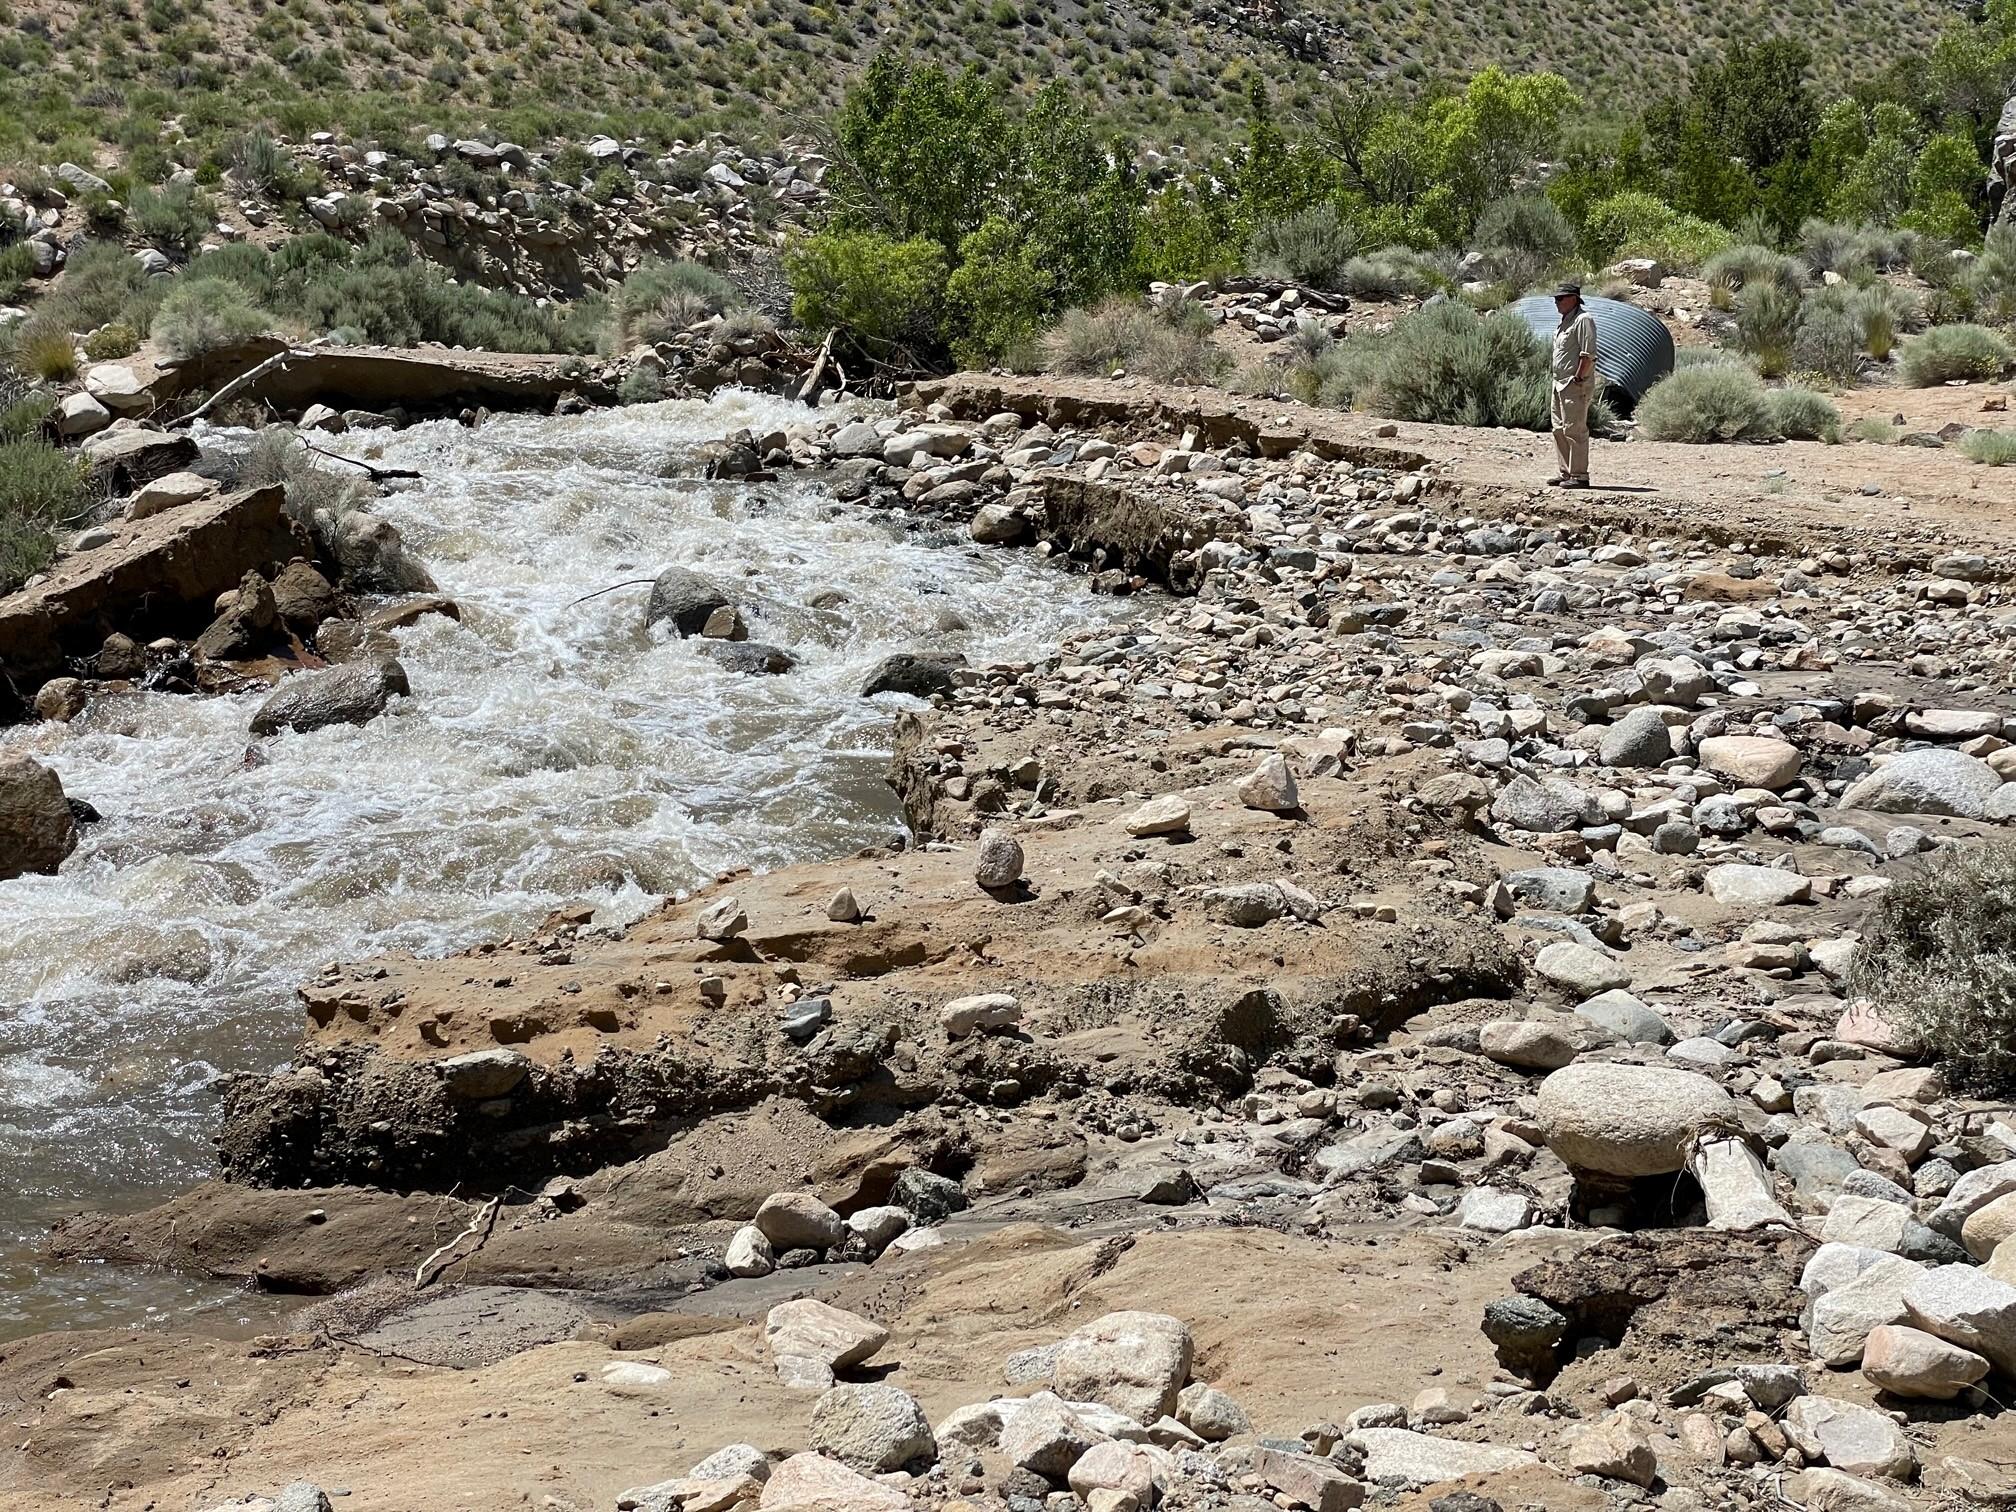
[1235,754,1299,812]
[942,992,1021,1039]
[1535,1062,1737,1176]
[1124,794,1192,837]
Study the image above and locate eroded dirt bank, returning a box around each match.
[13,373,2016,1512]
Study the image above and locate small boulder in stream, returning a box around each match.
[645,566,733,638]
[862,652,967,700]
[0,753,79,880]
[250,658,410,738]
[327,511,437,594]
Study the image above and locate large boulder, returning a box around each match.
[249,658,409,737]
[807,1383,936,1472]
[644,566,731,637]
[1050,1310,1193,1425]
[0,754,79,880]
[753,1191,844,1250]
[1535,1063,1738,1177]
[764,1299,888,1373]
[1841,748,2005,819]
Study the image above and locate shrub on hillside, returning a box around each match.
[0,437,80,591]
[1768,387,1839,441]
[1634,364,1779,442]
[1247,204,1361,291]
[229,130,317,199]
[1968,223,2016,326]
[787,229,948,365]
[43,241,160,333]
[1850,284,1915,361]
[1897,324,2014,386]
[1961,429,2016,466]
[14,318,79,382]
[1848,841,2016,1089]
[0,242,35,303]
[1471,193,1576,291]
[152,277,276,358]
[292,233,595,352]
[1798,219,1917,276]
[82,322,140,360]
[945,216,1052,368]
[0,383,56,442]
[611,258,740,348]
[128,183,214,257]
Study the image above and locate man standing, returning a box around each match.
[1549,282,1597,489]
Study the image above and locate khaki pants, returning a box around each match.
[1551,380,1591,481]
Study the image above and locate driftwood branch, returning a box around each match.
[299,439,421,481]
[795,327,836,405]
[168,344,326,429]
[414,1195,502,1289]
[566,577,658,608]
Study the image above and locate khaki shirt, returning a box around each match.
[1552,309,1596,387]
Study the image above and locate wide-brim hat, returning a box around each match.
[1551,282,1583,299]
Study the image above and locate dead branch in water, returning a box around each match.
[566,577,658,608]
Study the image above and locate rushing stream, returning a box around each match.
[0,391,1118,1336]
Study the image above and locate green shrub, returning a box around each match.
[1340,246,1451,300]
[240,425,370,523]
[1247,204,1361,292]
[1634,364,1779,442]
[1768,387,1839,441]
[151,276,276,358]
[1968,222,2016,327]
[1674,346,1747,370]
[618,365,664,404]
[0,384,56,442]
[1731,282,1802,377]
[45,241,157,331]
[945,215,1052,367]
[1850,284,1914,361]
[292,232,595,352]
[128,182,213,256]
[230,130,315,199]
[1845,417,1898,443]
[0,437,80,591]
[786,229,948,365]
[1582,191,1731,274]
[1960,429,2016,466]
[1471,193,1575,291]
[1702,244,1802,309]
[1849,841,2016,1090]
[15,318,79,382]
[1791,295,1862,382]
[0,242,36,302]
[1365,302,1563,431]
[1897,324,2014,386]
[1800,219,1920,278]
[611,257,739,347]
[1043,297,1224,385]
[82,321,140,359]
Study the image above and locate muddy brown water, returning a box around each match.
[0,392,1125,1337]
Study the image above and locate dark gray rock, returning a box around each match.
[644,566,732,637]
[862,652,967,700]
[250,658,409,737]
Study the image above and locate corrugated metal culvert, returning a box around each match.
[1511,294,1675,412]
